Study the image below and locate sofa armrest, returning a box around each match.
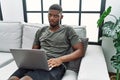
[0,52,14,68]
[0,61,18,80]
[77,45,110,80]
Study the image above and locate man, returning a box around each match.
[9,4,84,80]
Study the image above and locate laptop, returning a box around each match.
[10,48,51,71]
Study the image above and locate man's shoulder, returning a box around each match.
[37,26,48,31]
[41,25,49,30]
[62,25,74,30]
[36,26,48,34]
[62,25,74,31]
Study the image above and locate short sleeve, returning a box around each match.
[67,26,81,46]
[32,29,41,46]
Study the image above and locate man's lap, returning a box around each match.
[10,64,65,80]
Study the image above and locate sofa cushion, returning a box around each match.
[66,26,88,72]
[73,26,86,38]
[22,23,47,48]
[0,22,22,52]
[67,38,89,72]
[81,38,89,52]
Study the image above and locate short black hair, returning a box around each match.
[49,4,62,12]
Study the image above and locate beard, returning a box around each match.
[49,22,59,28]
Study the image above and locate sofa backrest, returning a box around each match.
[21,23,86,49]
[21,23,48,48]
[0,21,86,52]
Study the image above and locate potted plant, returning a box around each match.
[97,6,120,80]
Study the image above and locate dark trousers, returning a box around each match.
[10,64,65,80]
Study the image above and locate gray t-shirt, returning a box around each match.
[33,25,81,59]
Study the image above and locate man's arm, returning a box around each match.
[48,42,84,68]
[32,45,40,49]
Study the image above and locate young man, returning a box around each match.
[9,4,84,80]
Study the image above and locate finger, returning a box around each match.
[48,63,54,68]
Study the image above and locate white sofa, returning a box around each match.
[0,21,110,80]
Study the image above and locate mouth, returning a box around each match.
[49,21,54,25]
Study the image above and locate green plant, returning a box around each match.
[97,6,120,80]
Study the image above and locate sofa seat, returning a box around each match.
[0,60,77,80]
[0,52,13,68]
[0,45,110,80]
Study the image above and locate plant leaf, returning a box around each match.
[97,6,112,27]
[102,21,115,37]
[111,54,120,69]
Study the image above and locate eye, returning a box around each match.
[54,15,59,18]
[48,13,60,18]
[48,14,52,17]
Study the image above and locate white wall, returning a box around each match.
[106,0,120,18]
[102,0,120,73]
[0,0,24,21]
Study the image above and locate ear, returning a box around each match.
[61,15,63,19]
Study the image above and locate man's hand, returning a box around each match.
[48,58,63,68]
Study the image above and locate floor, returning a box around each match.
[109,72,120,80]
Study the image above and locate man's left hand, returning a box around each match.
[48,58,62,68]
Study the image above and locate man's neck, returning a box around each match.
[49,26,60,32]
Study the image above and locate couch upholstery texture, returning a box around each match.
[0,21,110,80]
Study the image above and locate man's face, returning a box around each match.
[48,10,63,27]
